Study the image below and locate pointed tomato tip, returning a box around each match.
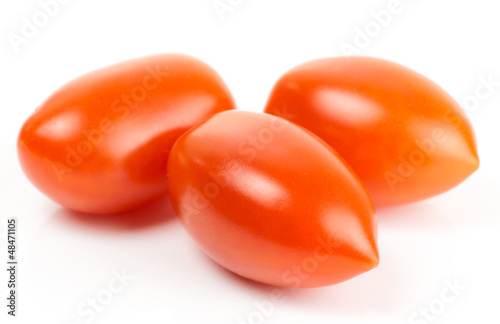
[464,148,480,175]
[364,248,380,271]
[369,254,380,270]
[360,236,380,271]
[472,154,480,172]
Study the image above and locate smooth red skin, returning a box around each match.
[18,54,235,214]
[265,57,479,207]
[168,111,378,288]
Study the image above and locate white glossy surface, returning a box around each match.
[1,0,499,323]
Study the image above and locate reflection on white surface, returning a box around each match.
[2,0,499,322]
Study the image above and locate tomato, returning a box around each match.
[168,110,378,288]
[264,57,479,207]
[18,54,235,214]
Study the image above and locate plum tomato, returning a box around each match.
[168,110,379,288]
[264,56,479,207]
[18,54,235,214]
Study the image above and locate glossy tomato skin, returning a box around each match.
[264,57,479,207]
[168,111,378,288]
[18,54,235,214]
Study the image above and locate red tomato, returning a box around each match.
[264,57,479,207]
[18,54,235,214]
[168,111,378,288]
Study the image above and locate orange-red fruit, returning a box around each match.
[265,57,479,207]
[18,54,235,214]
[168,111,378,288]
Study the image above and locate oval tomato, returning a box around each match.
[168,110,378,288]
[18,54,235,214]
[264,57,479,207]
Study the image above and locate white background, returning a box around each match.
[1,0,499,323]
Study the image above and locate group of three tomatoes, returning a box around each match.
[18,54,479,288]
